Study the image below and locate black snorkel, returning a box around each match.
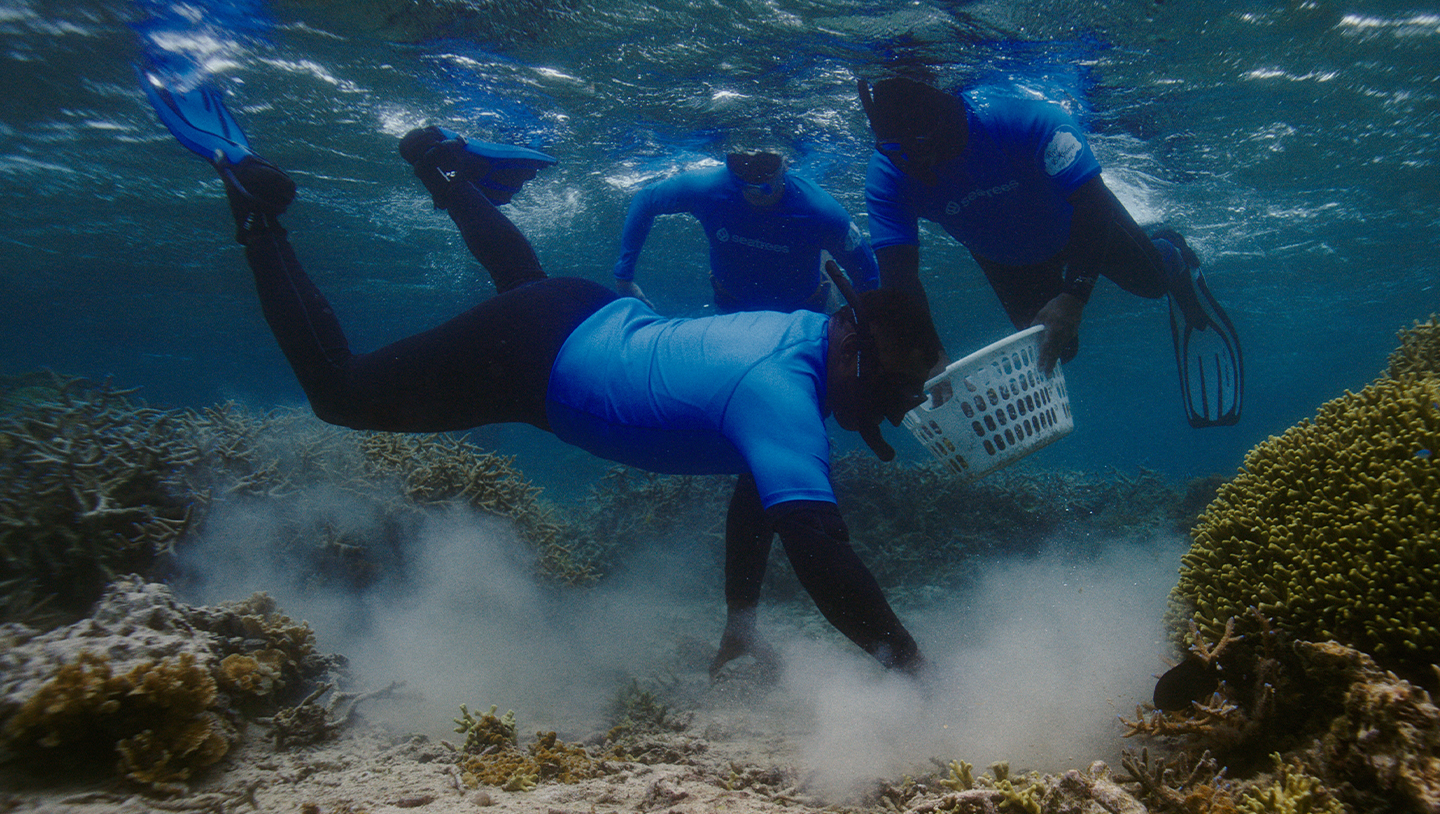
[823,261,927,462]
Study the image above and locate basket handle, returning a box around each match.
[924,325,1048,391]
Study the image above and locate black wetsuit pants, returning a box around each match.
[239,177,920,670]
[975,177,1174,356]
[243,181,616,433]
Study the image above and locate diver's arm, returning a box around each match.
[827,223,882,293]
[612,189,662,302]
[875,242,921,295]
[877,243,949,379]
[765,500,921,671]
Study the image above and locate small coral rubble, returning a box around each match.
[0,577,332,790]
[448,704,606,792]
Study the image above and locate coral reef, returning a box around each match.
[267,681,401,750]
[564,453,1208,613]
[355,432,588,585]
[560,467,732,580]
[1123,634,1440,813]
[0,577,333,790]
[1135,315,1440,813]
[869,758,1147,814]
[605,679,686,743]
[2,649,231,789]
[1165,362,1440,674]
[1,368,1213,630]
[0,372,593,625]
[827,452,1204,601]
[1387,314,1440,379]
[448,704,606,791]
[0,372,193,622]
[1321,644,1440,813]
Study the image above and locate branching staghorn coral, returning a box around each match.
[1236,754,1344,814]
[1119,747,1236,813]
[0,372,195,622]
[899,758,1148,814]
[0,372,598,623]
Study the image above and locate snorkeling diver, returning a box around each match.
[612,149,881,315]
[139,69,941,678]
[858,76,1243,428]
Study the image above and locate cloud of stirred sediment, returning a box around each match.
[777,536,1187,797]
[179,486,723,738]
[179,474,1185,793]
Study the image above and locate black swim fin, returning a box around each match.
[1169,266,1243,427]
[138,65,253,165]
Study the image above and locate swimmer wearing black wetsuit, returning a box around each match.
[210,129,941,676]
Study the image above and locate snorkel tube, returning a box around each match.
[824,261,901,462]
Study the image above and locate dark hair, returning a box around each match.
[858,77,954,142]
[856,288,942,376]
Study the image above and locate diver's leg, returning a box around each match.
[227,160,613,431]
[400,130,547,293]
[711,474,781,676]
[974,252,1081,365]
[972,252,1066,330]
[446,181,548,293]
[1064,177,1171,299]
[335,277,614,431]
[1065,178,1213,327]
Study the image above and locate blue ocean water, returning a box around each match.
[2,0,1437,494]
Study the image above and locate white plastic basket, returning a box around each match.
[903,325,1073,482]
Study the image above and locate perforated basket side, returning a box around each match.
[904,327,1073,481]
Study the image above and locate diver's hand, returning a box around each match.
[616,279,655,309]
[926,349,952,407]
[1031,293,1084,375]
[709,608,781,680]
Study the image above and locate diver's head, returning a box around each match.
[726,151,787,207]
[827,288,942,461]
[858,77,967,183]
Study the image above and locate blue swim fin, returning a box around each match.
[138,66,253,165]
[431,126,556,202]
[432,126,557,168]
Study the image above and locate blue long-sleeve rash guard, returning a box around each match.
[866,86,1102,266]
[545,297,836,509]
[613,166,879,307]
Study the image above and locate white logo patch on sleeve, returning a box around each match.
[1043,129,1083,176]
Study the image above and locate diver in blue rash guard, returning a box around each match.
[158,103,941,675]
[611,152,885,661]
[612,151,880,315]
[858,77,1243,427]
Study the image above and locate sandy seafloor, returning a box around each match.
[0,537,1183,814]
[0,651,1150,814]
[2,675,888,814]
